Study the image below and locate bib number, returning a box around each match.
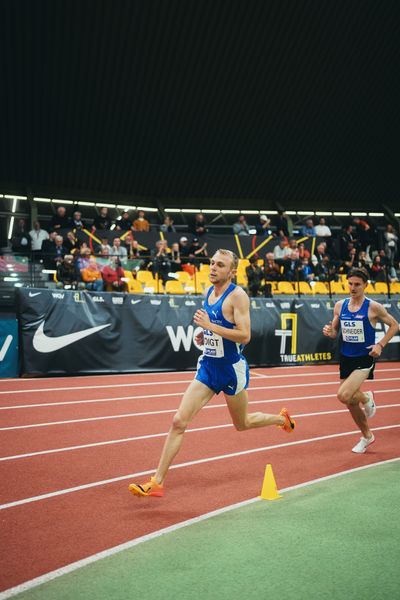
[341,320,365,343]
[203,330,224,358]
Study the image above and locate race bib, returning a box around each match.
[203,329,224,358]
[340,319,365,343]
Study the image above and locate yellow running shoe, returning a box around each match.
[128,476,164,497]
[278,408,296,433]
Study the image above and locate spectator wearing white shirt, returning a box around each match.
[273,238,291,264]
[110,237,128,263]
[314,217,332,238]
[29,221,49,252]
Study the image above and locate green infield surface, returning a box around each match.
[7,460,400,600]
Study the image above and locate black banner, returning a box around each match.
[17,289,400,376]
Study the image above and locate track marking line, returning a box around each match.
[1,424,398,512]
[0,369,399,394]
[2,390,399,431]
[2,385,400,411]
[1,456,399,600]
[1,404,399,462]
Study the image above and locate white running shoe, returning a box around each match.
[351,434,375,454]
[363,391,376,418]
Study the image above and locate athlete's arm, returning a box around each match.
[193,291,251,345]
[367,302,399,357]
[322,301,342,338]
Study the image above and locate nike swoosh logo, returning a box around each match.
[29,292,42,297]
[33,322,111,353]
[295,304,304,308]
[130,300,142,304]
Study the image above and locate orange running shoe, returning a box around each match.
[128,476,164,497]
[278,408,296,433]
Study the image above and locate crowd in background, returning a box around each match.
[9,205,400,293]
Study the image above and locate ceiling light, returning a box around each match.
[333,212,350,216]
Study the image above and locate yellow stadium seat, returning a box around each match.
[365,283,376,294]
[195,271,210,285]
[236,272,248,286]
[295,281,312,294]
[174,271,192,284]
[373,282,389,294]
[311,281,329,294]
[330,281,346,294]
[199,263,210,273]
[389,282,400,294]
[127,279,143,294]
[277,281,295,294]
[137,270,156,284]
[184,281,205,294]
[238,259,250,269]
[165,280,185,294]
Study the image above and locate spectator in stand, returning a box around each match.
[299,257,315,282]
[343,244,357,273]
[352,217,372,252]
[255,215,271,236]
[150,240,172,284]
[98,237,112,256]
[245,256,264,297]
[189,238,208,267]
[191,213,208,237]
[283,250,302,281]
[56,254,84,289]
[64,230,80,255]
[340,225,357,258]
[133,210,150,232]
[41,231,57,268]
[49,206,69,232]
[170,243,182,273]
[384,224,398,266]
[355,250,372,275]
[298,241,311,260]
[314,217,332,238]
[300,218,316,238]
[312,242,328,266]
[377,248,397,281]
[29,221,49,254]
[315,255,333,282]
[92,207,112,231]
[70,210,85,230]
[126,238,143,259]
[160,215,176,233]
[287,238,298,253]
[80,257,104,291]
[264,252,281,282]
[233,215,250,236]
[102,257,126,292]
[178,236,191,264]
[115,211,133,232]
[273,238,291,264]
[370,255,386,283]
[110,237,128,263]
[11,218,31,254]
[76,247,92,271]
[274,210,290,238]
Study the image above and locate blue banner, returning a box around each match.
[0,319,19,378]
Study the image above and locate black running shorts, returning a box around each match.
[339,353,375,380]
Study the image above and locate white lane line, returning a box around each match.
[1,371,399,395]
[0,371,400,404]
[2,381,400,411]
[1,404,399,462]
[1,389,400,431]
[0,424,398,512]
[2,456,398,600]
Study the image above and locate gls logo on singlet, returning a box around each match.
[166,326,203,352]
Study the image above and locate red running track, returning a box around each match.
[0,363,399,592]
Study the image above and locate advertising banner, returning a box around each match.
[17,289,400,376]
[0,318,19,378]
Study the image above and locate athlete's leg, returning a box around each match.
[154,379,215,483]
[224,389,284,430]
[337,369,372,438]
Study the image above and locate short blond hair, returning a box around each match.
[214,249,239,270]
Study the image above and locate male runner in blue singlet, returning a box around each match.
[323,267,398,454]
[129,249,295,497]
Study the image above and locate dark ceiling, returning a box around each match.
[1,1,400,210]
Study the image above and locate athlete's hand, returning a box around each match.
[367,344,382,358]
[193,309,211,329]
[194,330,204,346]
[323,321,334,338]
